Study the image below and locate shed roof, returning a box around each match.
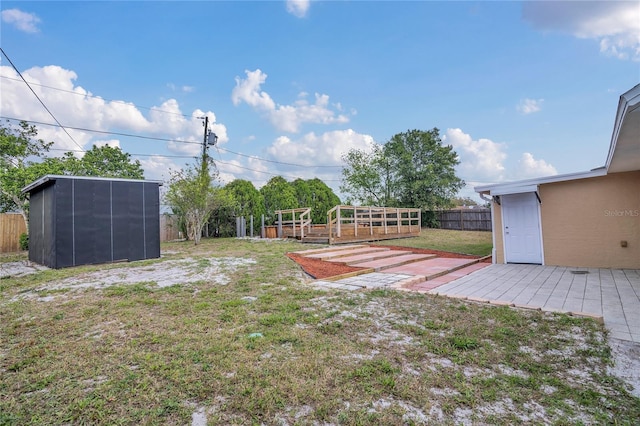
[22,174,163,194]
[476,84,640,196]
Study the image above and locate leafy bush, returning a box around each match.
[19,233,28,251]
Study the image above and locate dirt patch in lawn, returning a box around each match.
[287,246,488,279]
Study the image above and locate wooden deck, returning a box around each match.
[267,205,421,244]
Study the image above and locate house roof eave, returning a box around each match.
[474,167,607,196]
[606,84,640,173]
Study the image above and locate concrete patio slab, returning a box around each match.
[383,257,475,276]
[306,246,389,260]
[327,249,412,265]
[350,253,435,271]
[429,264,640,343]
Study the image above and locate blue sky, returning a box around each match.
[1,1,639,202]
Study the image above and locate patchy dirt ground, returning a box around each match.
[5,257,256,302]
[2,248,639,423]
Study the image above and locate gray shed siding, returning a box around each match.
[26,176,160,269]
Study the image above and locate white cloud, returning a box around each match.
[286,0,310,18]
[517,98,543,115]
[1,9,41,33]
[0,64,227,157]
[516,152,557,179]
[231,69,349,133]
[213,128,373,196]
[444,128,507,182]
[444,128,558,186]
[266,129,374,166]
[523,1,640,60]
[138,155,181,181]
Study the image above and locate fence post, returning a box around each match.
[277,211,283,238]
[250,215,254,238]
[354,206,358,237]
[383,208,388,235]
[261,215,265,238]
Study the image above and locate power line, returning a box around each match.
[216,146,342,168]
[0,74,195,119]
[213,159,343,182]
[1,116,345,168]
[48,147,197,160]
[0,116,201,146]
[0,48,85,153]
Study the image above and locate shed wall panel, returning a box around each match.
[26,176,161,268]
[111,181,132,262]
[55,179,74,268]
[28,188,45,266]
[143,182,161,259]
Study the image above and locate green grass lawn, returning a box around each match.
[377,228,493,256]
[1,238,638,425]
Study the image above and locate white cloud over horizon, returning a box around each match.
[444,127,558,186]
[444,128,507,182]
[523,1,640,61]
[517,98,544,115]
[286,0,310,18]
[231,69,350,133]
[0,64,227,159]
[1,8,41,33]
[516,152,558,179]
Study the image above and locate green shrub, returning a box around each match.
[19,233,28,251]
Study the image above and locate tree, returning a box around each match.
[340,144,393,206]
[0,120,55,229]
[340,128,464,214]
[62,145,144,179]
[207,188,237,237]
[223,179,265,233]
[291,178,341,224]
[451,196,478,207]
[164,162,217,245]
[384,129,463,210]
[1,120,148,233]
[260,176,297,224]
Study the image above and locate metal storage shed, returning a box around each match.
[22,175,162,269]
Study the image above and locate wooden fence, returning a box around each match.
[0,213,27,253]
[434,208,491,231]
[160,214,182,242]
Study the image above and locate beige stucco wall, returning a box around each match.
[540,171,639,268]
[490,171,640,268]
[492,203,505,263]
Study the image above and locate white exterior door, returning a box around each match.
[502,192,542,264]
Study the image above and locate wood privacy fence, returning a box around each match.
[434,209,491,231]
[160,214,182,242]
[0,213,27,253]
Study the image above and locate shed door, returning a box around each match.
[502,192,542,264]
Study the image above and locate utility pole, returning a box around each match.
[202,116,209,164]
[200,116,218,174]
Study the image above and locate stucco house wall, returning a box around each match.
[492,203,505,264]
[479,84,639,269]
[539,171,639,268]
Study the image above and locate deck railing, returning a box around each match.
[326,205,421,243]
[275,208,312,239]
